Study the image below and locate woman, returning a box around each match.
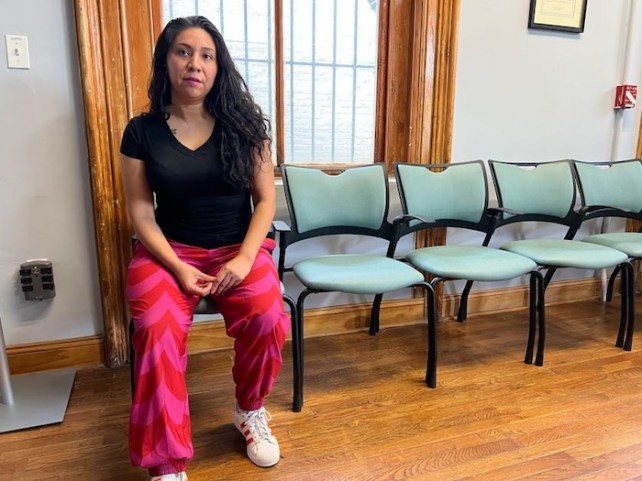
[120,15,289,481]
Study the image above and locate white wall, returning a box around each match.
[0,0,101,345]
[448,0,642,293]
[453,0,641,163]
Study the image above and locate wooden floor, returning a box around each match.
[2,297,642,480]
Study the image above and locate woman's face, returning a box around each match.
[166,27,218,104]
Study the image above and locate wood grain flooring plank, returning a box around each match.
[0,298,641,480]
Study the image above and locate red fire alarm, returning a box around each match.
[614,84,637,109]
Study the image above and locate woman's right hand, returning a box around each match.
[173,262,216,297]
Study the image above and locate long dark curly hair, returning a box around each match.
[148,16,271,188]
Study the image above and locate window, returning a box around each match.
[161,0,379,165]
[75,0,458,364]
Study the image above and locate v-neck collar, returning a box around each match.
[164,118,218,154]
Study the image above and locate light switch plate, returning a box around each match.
[5,35,30,69]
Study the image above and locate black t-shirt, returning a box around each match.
[120,113,251,249]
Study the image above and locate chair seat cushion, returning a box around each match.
[405,246,537,281]
[582,232,642,257]
[501,239,628,268]
[293,255,424,294]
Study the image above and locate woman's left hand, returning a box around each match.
[210,255,253,295]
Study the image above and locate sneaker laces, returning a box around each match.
[244,408,275,444]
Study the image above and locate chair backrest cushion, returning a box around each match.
[282,164,388,234]
[491,161,575,218]
[574,160,642,213]
[396,161,487,223]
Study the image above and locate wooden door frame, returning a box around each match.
[74,0,461,367]
[74,0,157,367]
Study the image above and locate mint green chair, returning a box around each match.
[572,159,642,349]
[276,164,435,412]
[489,160,633,360]
[391,161,543,370]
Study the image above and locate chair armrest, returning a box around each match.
[392,213,436,226]
[487,207,523,217]
[272,220,292,232]
[578,204,632,215]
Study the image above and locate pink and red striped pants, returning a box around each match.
[126,238,289,475]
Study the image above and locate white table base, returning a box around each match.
[0,316,75,433]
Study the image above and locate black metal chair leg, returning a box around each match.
[524,273,537,365]
[534,271,546,366]
[292,290,313,412]
[623,263,635,351]
[543,267,557,291]
[457,280,474,322]
[291,305,302,413]
[616,264,628,348]
[281,293,300,411]
[422,283,437,388]
[369,293,384,335]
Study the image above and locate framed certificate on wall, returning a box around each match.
[528,0,588,33]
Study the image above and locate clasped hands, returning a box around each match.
[175,255,253,296]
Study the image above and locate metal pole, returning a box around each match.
[0,316,15,406]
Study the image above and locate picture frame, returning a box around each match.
[528,0,588,34]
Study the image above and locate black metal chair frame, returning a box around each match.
[571,159,641,350]
[488,159,635,354]
[389,161,545,367]
[275,164,435,413]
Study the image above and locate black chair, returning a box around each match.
[571,159,642,349]
[488,159,633,361]
[391,161,544,370]
[275,163,435,412]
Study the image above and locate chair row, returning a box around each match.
[274,159,642,412]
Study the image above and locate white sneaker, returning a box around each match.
[233,404,281,467]
[150,473,187,481]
